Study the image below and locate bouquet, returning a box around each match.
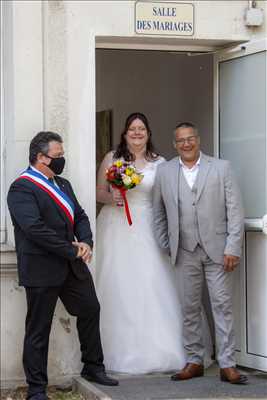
[106,160,144,225]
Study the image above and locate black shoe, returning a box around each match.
[81,370,119,386]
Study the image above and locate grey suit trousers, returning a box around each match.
[176,245,236,368]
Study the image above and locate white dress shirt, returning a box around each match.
[179,153,201,189]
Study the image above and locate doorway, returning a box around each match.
[95,47,216,349]
[94,44,267,372]
[96,49,214,159]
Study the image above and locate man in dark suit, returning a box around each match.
[7,131,118,400]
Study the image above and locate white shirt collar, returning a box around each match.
[179,152,201,170]
[30,165,49,180]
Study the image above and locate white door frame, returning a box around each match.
[213,38,267,221]
[213,38,267,158]
[213,38,267,371]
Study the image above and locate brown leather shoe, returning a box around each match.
[171,363,204,381]
[220,367,248,384]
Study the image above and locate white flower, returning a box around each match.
[122,175,132,186]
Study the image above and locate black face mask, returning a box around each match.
[46,155,65,175]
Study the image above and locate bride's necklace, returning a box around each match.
[133,158,149,172]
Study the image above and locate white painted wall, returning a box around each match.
[0,0,6,244]
[64,0,267,41]
[0,0,83,386]
[1,272,82,388]
[2,0,44,248]
[96,50,214,159]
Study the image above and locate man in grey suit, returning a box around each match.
[153,122,247,384]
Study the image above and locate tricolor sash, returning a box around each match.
[17,168,75,227]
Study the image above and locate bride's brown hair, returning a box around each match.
[113,112,159,162]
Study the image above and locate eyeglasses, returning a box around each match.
[175,135,198,145]
[44,154,64,159]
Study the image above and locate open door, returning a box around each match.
[214,39,267,371]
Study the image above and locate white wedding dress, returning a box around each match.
[95,158,212,374]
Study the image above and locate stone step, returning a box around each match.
[72,365,267,400]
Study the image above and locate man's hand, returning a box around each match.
[73,242,93,263]
[223,254,240,272]
[75,244,84,259]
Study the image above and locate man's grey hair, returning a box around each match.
[29,131,63,164]
[173,122,198,140]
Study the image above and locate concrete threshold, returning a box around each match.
[73,376,113,400]
[72,365,267,400]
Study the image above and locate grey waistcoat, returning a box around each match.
[178,169,203,252]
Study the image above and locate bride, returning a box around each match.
[95,112,212,374]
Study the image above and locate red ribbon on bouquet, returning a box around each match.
[113,185,132,226]
[120,188,132,226]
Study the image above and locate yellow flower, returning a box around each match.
[115,160,123,167]
[125,168,133,176]
[131,173,142,185]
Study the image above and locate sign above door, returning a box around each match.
[135,1,194,36]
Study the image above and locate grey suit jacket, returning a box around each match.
[152,153,244,265]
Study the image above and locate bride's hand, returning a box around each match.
[111,188,124,205]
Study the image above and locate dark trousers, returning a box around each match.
[23,269,104,398]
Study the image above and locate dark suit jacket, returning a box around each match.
[7,169,93,287]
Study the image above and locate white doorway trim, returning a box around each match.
[95,35,249,52]
[213,37,267,371]
[213,38,267,157]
